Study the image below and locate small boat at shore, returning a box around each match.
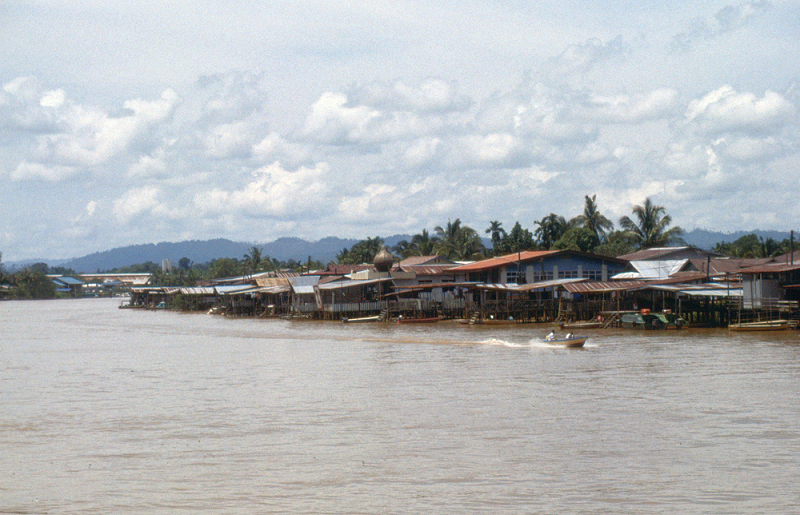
[482,318,516,326]
[397,316,442,324]
[342,315,380,323]
[559,320,603,329]
[546,335,588,348]
[728,319,791,331]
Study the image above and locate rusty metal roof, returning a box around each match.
[449,251,559,272]
[737,263,800,274]
[563,280,648,293]
[399,264,457,275]
[398,255,455,267]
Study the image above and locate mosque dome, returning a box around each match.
[373,246,395,272]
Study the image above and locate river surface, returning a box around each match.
[2,298,799,514]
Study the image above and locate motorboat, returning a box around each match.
[545,334,588,348]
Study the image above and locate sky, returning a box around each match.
[2,0,800,261]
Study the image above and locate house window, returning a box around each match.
[558,270,579,279]
[531,271,553,282]
[582,270,602,281]
[506,270,525,283]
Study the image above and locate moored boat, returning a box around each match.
[728,319,791,331]
[397,316,442,324]
[342,315,380,323]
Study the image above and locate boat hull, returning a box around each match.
[546,336,588,348]
[342,316,380,323]
[728,320,790,331]
[397,317,442,324]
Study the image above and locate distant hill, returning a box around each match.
[60,237,361,273]
[682,229,793,250]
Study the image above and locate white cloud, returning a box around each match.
[128,150,168,178]
[33,88,179,168]
[686,85,794,133]
[194,162,330,219]
[303,92,380,144]
[10,161,77,181]
[112,186,162,223]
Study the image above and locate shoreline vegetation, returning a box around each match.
[2,196,798,303]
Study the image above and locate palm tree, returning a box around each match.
[619,198,684,249]
[534,213,570,249]
[411,229,439,256]
[243,246,263,276]
[339,237,384,264]
[434,219,486,260]
[485,221,506,252]
[571,195,614,243]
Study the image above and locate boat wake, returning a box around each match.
[479,338,530,348]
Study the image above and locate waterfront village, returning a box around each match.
[47,245,800,330]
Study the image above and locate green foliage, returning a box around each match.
[713,233,795,258]
[619,197,684,249]
[394,229,440,258]
[11,269,57,299]
[433,219,486,260]
[593,230,639,257]
[338,237,384,264]
[570,195,614,243]
[243,247,263,273]
[534,213,571,249]
[208,257,244,279]
[494,222,535,255]
[553,227,600,253]
[485,221,506,253]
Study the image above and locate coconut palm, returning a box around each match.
[534,213,570,249]
[411,229,439,256]
[619,198,684,249]
[434,219,486,260]
[243,247,263,276]
[571,195,614,243]
[485,221,506,252]
[339,237,384,264]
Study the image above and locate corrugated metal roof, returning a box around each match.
[621,259,688,280]
[317,277,393,291]
[563,280,647,293]
[517,278,586,291]
[450,251,559,272]
[643,283,742,298]
[737,263,800,274]
[399,264,457,275]
[178,287,216,295]
[51,276,85,285]
[618,247,691,261]
[290,275,320,294]
[398,256,455,267]
[255,277,291,287]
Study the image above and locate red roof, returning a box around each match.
[450,251,558,272]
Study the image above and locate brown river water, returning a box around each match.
[2,298,799,514]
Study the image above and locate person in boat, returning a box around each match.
[546,331,556,341]
[565,332,573,339]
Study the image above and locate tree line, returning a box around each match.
[337,195,686,263]
[3,195,798,298]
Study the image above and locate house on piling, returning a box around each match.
[445,250,628,322]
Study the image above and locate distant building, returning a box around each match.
[49,275,85,296]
